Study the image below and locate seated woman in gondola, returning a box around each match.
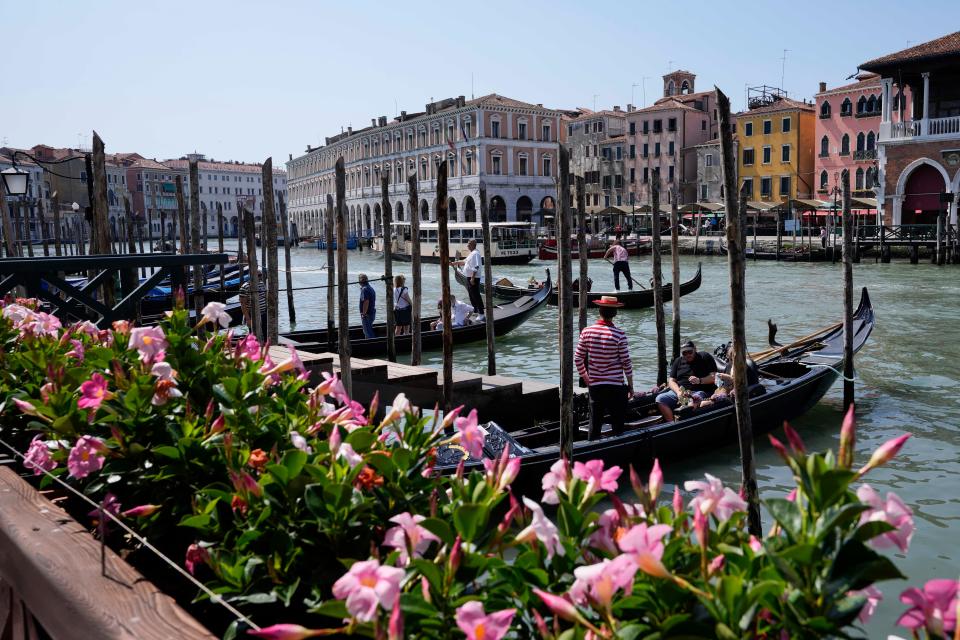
[430,295,476,330]
[696,347,760,411]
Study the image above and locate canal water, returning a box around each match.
[252,241,958,634]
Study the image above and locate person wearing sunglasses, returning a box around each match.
[655,340,717,422]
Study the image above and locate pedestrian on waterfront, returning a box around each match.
[358,273,376,339]
[574,296,634,440]
[454,238,485,317]
[820,226,828,248]
[655,340,717,422]
[393,274,412,336]
[603,239,633,291]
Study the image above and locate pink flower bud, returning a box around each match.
[694,508,708,551]
[246,624,325,640]
[629,464,646,499]
[121,504,160,518]
[421,575,431,603]
[328,425,342,456]
[858,433,911,477]
[209,414,226,435]
[13,398,38,416]
[532,588,585,624]
[449,536,462,574]
[648,459,663,503]
[707,554,725,576]
[749,535,763,553]
[838,404,856,469]
[387,600,403,640]
[673,485,683,517]
[768,434,790,462]
[782,422,806,455]
[532,609,549,638]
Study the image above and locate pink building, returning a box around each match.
[814,73,909,199]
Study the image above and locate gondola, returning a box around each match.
[537,238,650,261]
[139,267,250,316]
[435,287,875,486]
[453,267,547,301]
[549,263,702,309]
[280,270,553,358]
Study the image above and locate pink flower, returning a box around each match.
[200,301,232,328]
[648,458,663,502]
[749,535,763,553]
[382,512,440,565]
[453,409,485,459]
[516,497,564,560]
[573,459,622,497]
[129,326,168,362]
[121,504,160,518]
[455,601,515,640]
[22,312,61,337]
[185,543,209,575]
[782,422,806,455]
[151,379,183,406]
[569,554,637,611]
[694,507,708,550]
[588,503,644,554]
[541,458,569,505]
[111,319,131,335]
[858,433,911,477]
[851,585,882,624]
[684,473,747,521]
[618,522,673,566]
[838,404,856,469]
[483,448,521,493]
[23,436,57,475]
[532,588,586,624]
[337,442,363,468]
[247,624,325,640]
[150,361,177,381]
[237,334,261,361]
[388,602,403,640]
[67,436,106,479]
[66,339,85,362]
[707,554,725,576]
[331,559,404,622]
[229,470,263,498]
[380,393,411,426]
[289,431,312,454]
[13,398,39,417]
[87,492,121,528]
[897,579,958,636]
[857,484,915,552]
[78,373,111,410]
[317,371,348,404]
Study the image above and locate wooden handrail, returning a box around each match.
[0,467,215,640]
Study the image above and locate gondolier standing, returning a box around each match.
[603,239,633,291]
[574,296,634,440]
[455,239,485,317]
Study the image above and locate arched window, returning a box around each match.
[667,80,676,96]
[857,96,867,114]
[855,168,864,190]
[856,132,866,152]
[820,170,829,190]
[680,80,690,94]
[867,95,877,113]
[866,131,876,151]
[820,135,830,157]
[841,98,852,116]
[841,134,850,155]
[820,101,831,118]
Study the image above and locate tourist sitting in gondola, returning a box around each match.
[430,295,476,330]
[656,340,718,422]
[572,276,593,292]
[696,346,760,411]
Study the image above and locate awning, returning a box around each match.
[680,202,725,213]
[851,197,879,209]
[787,198,830,211]
[635,204,672,214]
[745,201,778,211]
[592,205,632,215]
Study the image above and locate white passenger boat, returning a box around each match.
[372,221,537,265]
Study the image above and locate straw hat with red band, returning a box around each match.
[593,296,624,308]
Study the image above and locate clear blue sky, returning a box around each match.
[2,0,956,167]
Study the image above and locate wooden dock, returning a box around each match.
[268,347,562,427]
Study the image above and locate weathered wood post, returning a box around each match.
[262,159,279,343]
[651,169,667,385]
[841,171,855,411]
[121,196,138,298]
[175,175,188,256]
[51,191,62,257]
[936,211,944,266]
[777,203,785,261]
[23,200,35,257]
[0,180,16,258]
[479,184,496,375]
[670,188,681,361]
[37,194,50,256]
[436,161,454,414]
[216,202,225,296]
[189,160,204,316]
[381,174,396,362]
[576,175,588,333]
[717,87,761,536]
[242,205,262,340]
[201,204,208,253]
[91,133,115,306]
[277,192,296,326]
[325,195,335,353]
[558,146,574,461]
[160,210,168,253]
[335,158,352,396]
[408,174,422,366]
[880,223,889,263]
[693,206,702,256]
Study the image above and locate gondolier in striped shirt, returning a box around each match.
[574,296,634,440]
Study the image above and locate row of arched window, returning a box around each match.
[820,131,877,157]
[819,167,878,191]
[820,92,907,119]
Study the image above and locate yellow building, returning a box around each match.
[736,97,815,203]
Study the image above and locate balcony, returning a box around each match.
[882,116,960,142]
[854,149,877,161]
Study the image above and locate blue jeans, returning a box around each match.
[361,311,376,338]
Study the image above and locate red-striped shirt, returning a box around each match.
[574,319,633,386]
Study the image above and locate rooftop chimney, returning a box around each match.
[372,118,377,127]
[400,110,407,121]
[613,105,621,112]
[289,153,293,161]
[627,104,635,112]
[819,81,827,93]
[347,126,352,135]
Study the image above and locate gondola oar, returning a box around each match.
[604,257,648,290]
[750,321,843,363]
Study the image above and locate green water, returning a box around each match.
[257,242,958,635]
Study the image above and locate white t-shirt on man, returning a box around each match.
[463,249,482,278]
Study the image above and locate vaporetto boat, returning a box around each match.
[372,221,538,265]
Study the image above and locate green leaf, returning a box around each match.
[852,520,896,543]
[816,469,858,508]
[323,483,351,510]
[615,624,646,640]
[152,445,181,460]
[281,449,307,478]
[304,484,326,519]
[265,463,289,485]
[714,622,738,640]
[766,498,802,539]
[309,599,349,619]
[366,452,396,476]
[453,503,489,542]
[827,539,907,593]
[419,517,455,546]
[779,543,817,565]
[411,558,443,593]
[345,429,376,452]
[178,514,211,529]
[815,503,870,541]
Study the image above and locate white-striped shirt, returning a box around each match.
[574,319,633,386]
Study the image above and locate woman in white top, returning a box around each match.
[393,274,412,335]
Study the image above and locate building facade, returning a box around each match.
[736,96,815,203]
[286,94,563,238]
[563,108,628,211]
[814,74,894,201]
[624,71,718,207]
[694,139,737,203]
[860,31,960,226]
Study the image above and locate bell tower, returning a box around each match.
[663,70,696,97]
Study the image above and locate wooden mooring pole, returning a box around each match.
[51,191,62,257]
[0,179,16,258]
[175,175,187,256]
[670,188,681,361]
[325,194,335,353]
[335,158,352,396]
[557,146,574,461]
[121,196,138,299]
[278,192,296,326]
[216,203,225,296]
[479,184,496,375]
[189,159,203,317]
[262,159,279,343]
[576,175,588,333]
[436,161,454,414]
[91,133,114,306]
[841,172,855,411]
[651,169,667,385]
[717,87,761,537]
[381,174,396,362]
[408,174,422,366]
[37,195,49,257]
[242,205,262,340]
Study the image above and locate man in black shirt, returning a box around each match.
[656,340,718,421]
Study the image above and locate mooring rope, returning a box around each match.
[0,436,260,631]
[805,361,858,382]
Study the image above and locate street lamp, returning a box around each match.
[1,166,29,196]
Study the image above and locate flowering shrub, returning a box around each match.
[0,296,957,640]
